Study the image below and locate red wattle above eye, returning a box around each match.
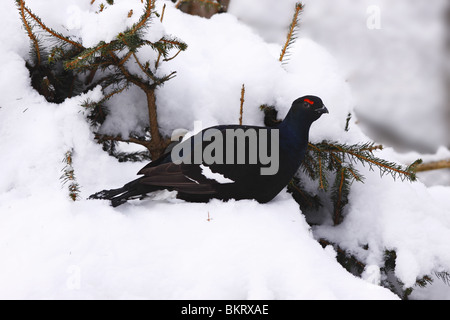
[304,99,314,105]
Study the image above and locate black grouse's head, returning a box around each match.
[289,95,329,123]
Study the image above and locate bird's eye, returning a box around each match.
[303,101,311,108]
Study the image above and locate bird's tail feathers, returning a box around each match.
[88,187,127,201]
[89,178,165,207]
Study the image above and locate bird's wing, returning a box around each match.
[137,151,172,174]
[138,124,274,192]
[205,125,274,184]
[139,162,218,195]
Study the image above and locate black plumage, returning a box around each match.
[89,96,328,207]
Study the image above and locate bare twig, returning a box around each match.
[415,159,450,172]
[239,84,245,125]
[160,3,166,22]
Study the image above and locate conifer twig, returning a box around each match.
[19,0,184,160]
[279,2,303,63]
[435,271,450,285]
[100,82,130,103]
[65,42,109,70]
[61,150,81,201]
[155,53,162,69]
[342,148,413,179]
[19,0,84,49]
[314,141,417,181]
[133,52,156,80]
[18,0,41,66]
[288,180,317,209]
[95,134,151,149]
[154,36,188,68]
[130,0,155,35]
[304,140,419,225]
[333,168,348,225]
[318,155,325,190]
[163,49,183,62]
[319,239,366,273]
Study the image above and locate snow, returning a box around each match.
[0,0,449,300]
[299,0,448,152]
[231,0,448,151]
[200,165,234,184]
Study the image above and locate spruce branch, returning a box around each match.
[331,167,351,225]
[151,37,188,57]
[113,150,151,162]
[18,0,84,103]
[287,177,322,211]
[17,0,41,66]
[18,0,83,50]
[82,99,108,126]
[435,271,450,285]
[319,241,450,299]
[279,2,304,64]
[65,42,110,70]
[129,0,155,35]
[18,0,186,160]
[155,52,162,69]
[260,103,419,225]
[415,275,434,288]
[310,141,418,182]
[95,134,152,150]
[319,239,366,276]
[60,150,81,201]
[100,80,130,104]
[152,37,187,69]
[381,250,450,299]
[164,48,184,62]
[132,52,157,81]
[301,150,321,181]
[305,140,420,224]
[317,154,327,190]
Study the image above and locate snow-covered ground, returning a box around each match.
[0,0,449,299]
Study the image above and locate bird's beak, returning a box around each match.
[316,105,329,114]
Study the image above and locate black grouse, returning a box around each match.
[89,96,328,207]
